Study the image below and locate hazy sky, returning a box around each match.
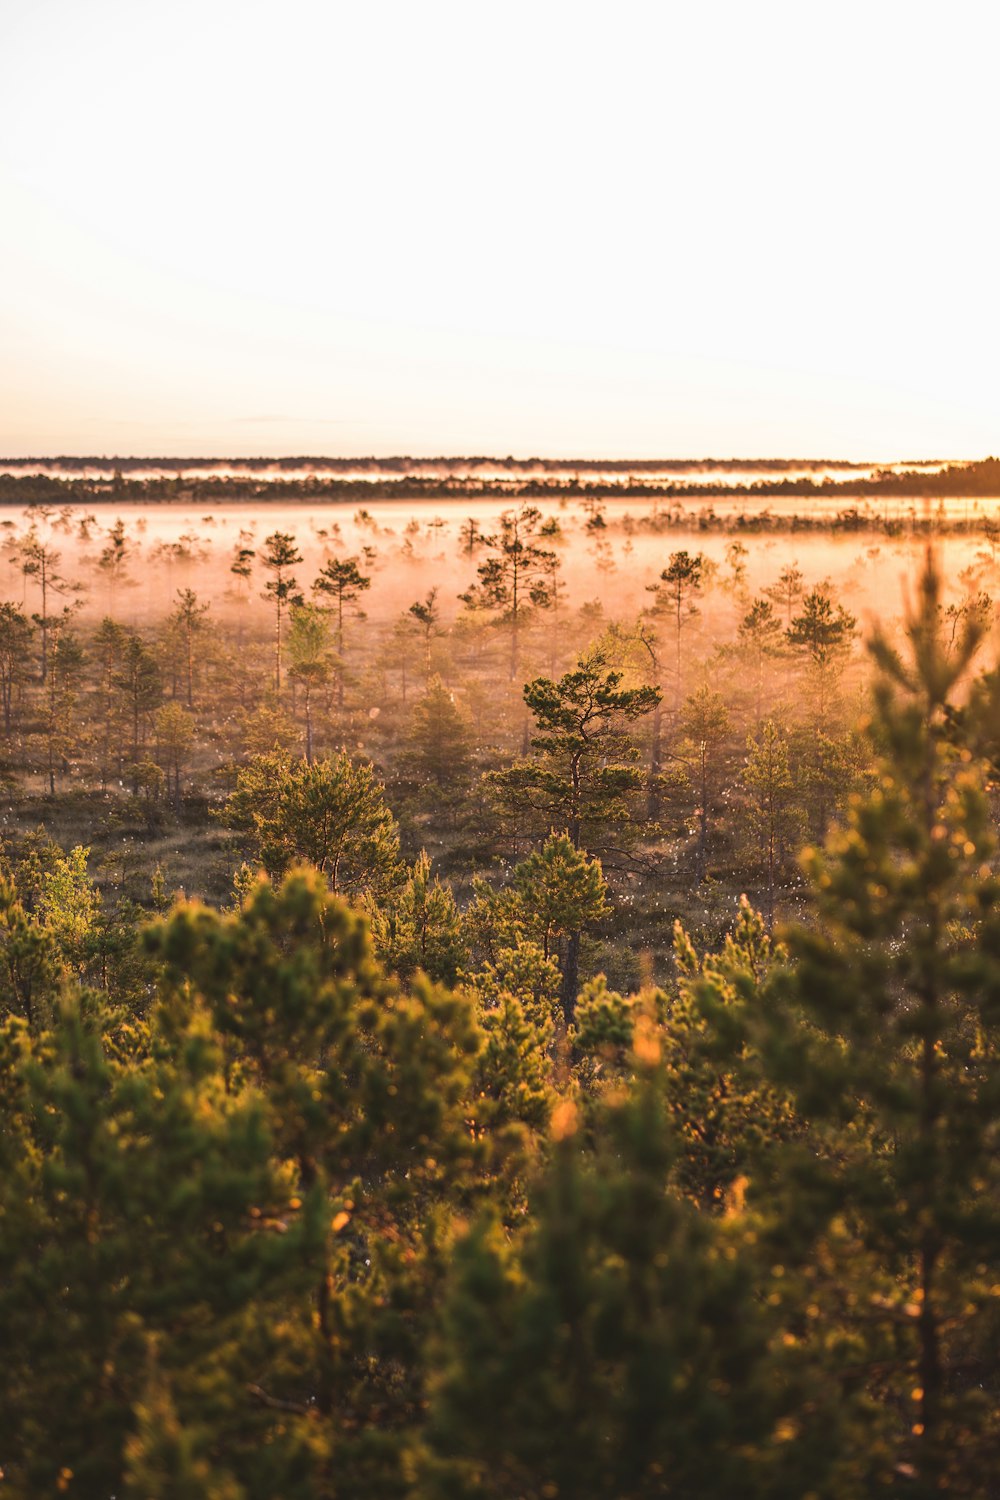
[2,0,997,460]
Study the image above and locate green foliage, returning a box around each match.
[473,992,554,1133]
[113,633,162,790]
[0,994,297,1498]
[313,553,370,704]
[468,940,562,1030]
[408,587,441,681]
[313,553,371,632]
[397,677,475,805]
[786,587,856,669]
[370,851,468,985]
[123,1356,245,1500]
[571,972,637,1062]
[0,874,62,1028]
[487,651,660,851]
[0,600,32,734]
[286,599,333,678]
[735,596,784,720]
[764,563,804,626]
[786,586,856,734]
[740,719,803,924]
[669,899,799,1207]
[226,751,404,901]
[39,617,85,793]
[151,868,480,1184]
[645,548,705,707]
[511,832,609,961]
[169,587,210,708]
[423,1078,839,1500]
[459,505,556,679]
[154,701,196,805]
[752,552,1000,1488]
[286,602,333,762]
[36,843,102,973]
[677,685,733,881]
[9,498,1000,1497]
[149,868,482,1490]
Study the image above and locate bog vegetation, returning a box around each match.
[2,483,1000,1497]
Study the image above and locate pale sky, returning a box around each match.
[1,0,997,461]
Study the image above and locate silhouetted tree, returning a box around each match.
[460,506,556,681]
[260,532,303,696]
[313,555,371,706]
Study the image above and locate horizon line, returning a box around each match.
[0,453,974,469]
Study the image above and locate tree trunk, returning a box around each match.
[696,747,708,882]
[647,699,662,820]
[560,930,581,1026]
[39,564,48,684]
[337,600,345,708]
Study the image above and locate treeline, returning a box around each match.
[0,455,871,472]
[3,555,1000,1496]
[3,456,1000,510]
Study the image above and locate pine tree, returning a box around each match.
[97,517,133,613]
[397,677,475,814]
[40,617,84,795]
[92,616,130,787]
[150,868,481,1492]
[424,1067,838,1500]
[669,899,800,1208]
[512,832,609,965]
[286,602,333,763]
[408,587,441,683]
[459,505,556,681]
[0,874,61,1028]
[765,562,804,628]
[0,602,32,736]
[645,549,704,711]
[114,634,162,791]
[123,1356,244,1500]
[677,685,732,883]
[154,702,195,810]
[228,533,255,652]
[169,587,210,709]
[486,650,661,856]
[735,596,784,725]
[225,751,403,901]
[740,719,802,928]
[754,551,1000,1491]
[473,988,554,1134]
[313,554,371,707]
[0,993,304,1497]
[18,518,78,681]
[511,832,610,1022]
[369,851,468,984]
[260,531,303,697]
[786,585,856,730]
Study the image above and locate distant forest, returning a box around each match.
[4,455,1000,506]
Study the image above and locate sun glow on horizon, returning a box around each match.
[2,0,998,460]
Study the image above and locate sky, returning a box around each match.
[1,0,998,462]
